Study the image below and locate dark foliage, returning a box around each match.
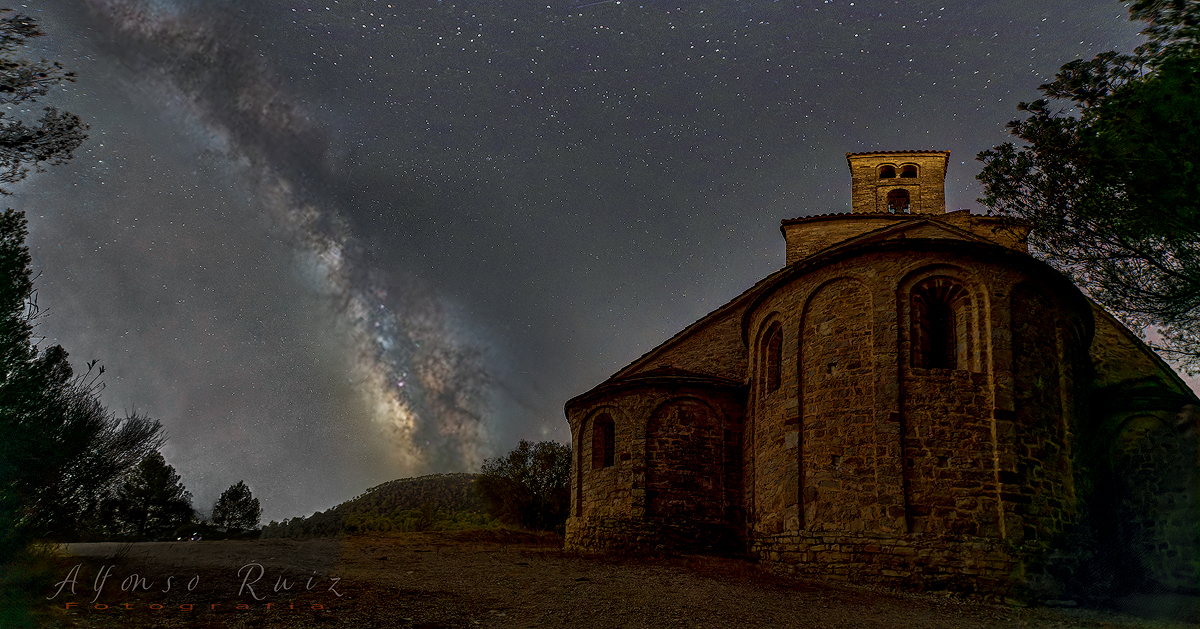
[0,10,86,192]
[211,480,262,532]
[102,452,195,541]
[475,440,571,531]
[16,380,164,542]
[977,0,1200,370]
[0,9,113,563]
[1,209,164,556]
[260,472,494,538]
[339,472,488,515]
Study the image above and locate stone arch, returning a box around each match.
[1102,413,1199,592]
[878,164,897,179]
[754,316,784,394]
[897,265,995,537]
[898,265,986,373]
[886,188,910,213]
[645,396,724,522]
[900,164,918,178]
[577,406,626,518]
[910,277,972,370]
[798,277,875,531]
[748,312,786,534]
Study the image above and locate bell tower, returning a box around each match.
[846,150,950,215]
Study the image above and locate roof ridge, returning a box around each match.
[605,265,790,381]
[845,149,950,156]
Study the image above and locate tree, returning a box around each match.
[976,0,1200,370]
[475,440,571,531]
[15,378,165,542]
[1,210,164,553]
[0,10,87,192]
[105,453,194,541]
[0,9,103,559]
[211,481,262,532]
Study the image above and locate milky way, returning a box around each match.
[13,0,1151,520]
[87,0,494,474]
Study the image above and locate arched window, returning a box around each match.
[763,324,782,392]
[886,189,910,214]
[911,277,971,369]
[900,165,918,178]
[879,165,897,179]
[592,415,615,469]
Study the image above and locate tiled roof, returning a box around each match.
[845,149,950,156]
[778,210,927,226]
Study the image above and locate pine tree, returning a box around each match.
[105,453,194,541]
[211,481,262,532]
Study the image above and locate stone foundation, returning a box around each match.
[752,532,1027,596]
[566,515,741,555]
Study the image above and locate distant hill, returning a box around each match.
[260,473,493,538]
[338,472,486,514]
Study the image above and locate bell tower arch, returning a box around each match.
[846,150,950,215]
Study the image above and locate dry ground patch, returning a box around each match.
[27,531,1196,629]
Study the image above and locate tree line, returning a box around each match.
[0,9,574,561]
[0,14,268,626]
[0,10,260,558]
[261,472,493,538]
[259,451,576,539]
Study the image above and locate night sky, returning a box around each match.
[10,0,1155,523]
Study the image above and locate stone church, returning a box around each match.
[564,150,1199,598]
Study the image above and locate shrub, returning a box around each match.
[475,440,570,531]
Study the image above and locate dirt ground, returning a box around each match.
[31,531,1199,629]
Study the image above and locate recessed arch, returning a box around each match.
[646,397,724,521]
[896,265,996,539]
[798,276,874,531]
[577,406,626,517]
[760,321,783,393]
[897,264,987,374]
[878,164,897,179]
[900,164,918,178]
[910,277,971,369]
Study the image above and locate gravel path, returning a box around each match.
[39,531,1196,629]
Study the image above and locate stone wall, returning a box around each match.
[568,215,1197,599]
[1008,283,1082,547]
[847,151,948,215]
[612,297,750,382]
[565,375,746,554]
[938,210,1029,252]
[736,243,1095,595]
[782,215,903,263]
[781,212,1027,265]
[752,531,1018,595]
[900,370,1000,538]
[1106,413,1199,592]
[1081,304,1199,595]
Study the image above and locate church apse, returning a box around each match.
[564,149,1199,599]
